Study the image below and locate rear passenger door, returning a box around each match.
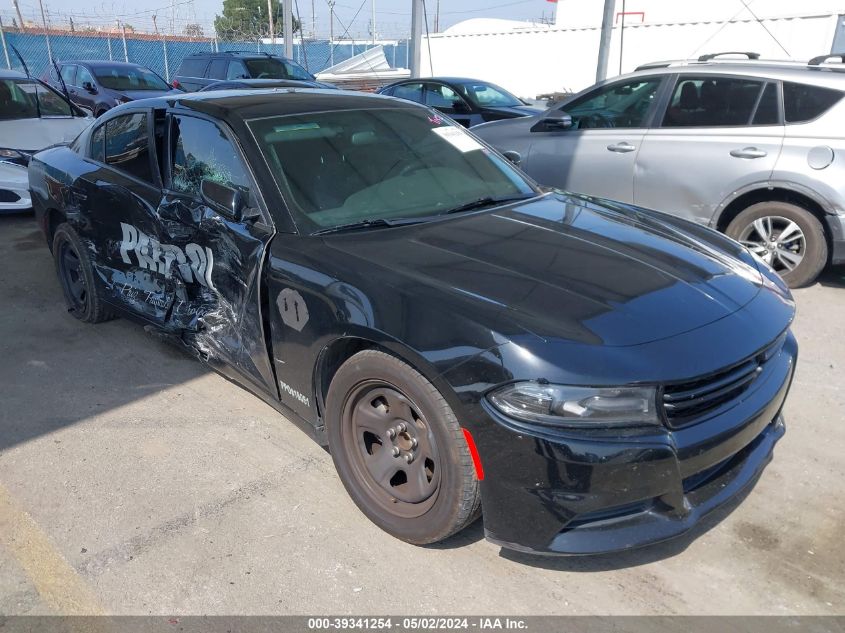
[176,58,209,92]
[635,74,784,226]
[76,109,173,324]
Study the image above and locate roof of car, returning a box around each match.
[187,51,286,59]
[61,60,150,69]
[120,88,419,120]
[0,69,27,79]
[390,76,491,86]
[628,58,845,89]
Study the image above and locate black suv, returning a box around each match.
[172,51,334,92]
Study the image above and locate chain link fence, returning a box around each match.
[0,11,410,82]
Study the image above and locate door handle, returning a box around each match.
[607,142,636,153]
[730,147,767,159]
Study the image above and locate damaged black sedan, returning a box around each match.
[29,90,797,555]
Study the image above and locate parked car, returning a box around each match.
[0,69,91,213]
[198,78,337,92]
[29,90,796,555]
[172,51,334,92]
[378,77,543,127]
[42,61,179,118]
[473,52,845,287]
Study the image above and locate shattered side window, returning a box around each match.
[170,115,251,200]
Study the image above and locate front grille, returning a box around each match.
[0,189,21,203]
[662,335,785,427]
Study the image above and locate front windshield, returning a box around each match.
[244,58,315,81]
[0,78,74,119]
[248,107,535,233]
[457,82,523,108]
[93,66,169,91]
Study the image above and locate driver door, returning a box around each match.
[522,76,665,203]
[424,82,476,127]
[155,111,278,395]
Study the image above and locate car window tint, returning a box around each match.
[170,115,251,200]
[425,84,461,109]
[663,77,765,127]
[461,83,522,107]
[783,82,843,123]
[752,83,779,125]
[179,58,208,77]
[93,66,169,91]
[60,65,77,86]
[76,66,94,87]
[564,78,661,129]
[90,124,105,162]
[105,113,153,183]
[392,82,424,103]
[0,79,72,119]
[227,61,248,80]
[207,59,228,80]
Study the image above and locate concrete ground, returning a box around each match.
[0,213,843,616]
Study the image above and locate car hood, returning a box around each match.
[480,104,544,117]
[0,117,91,152]
[326,193,766,347]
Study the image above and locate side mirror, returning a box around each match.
[531,110,573,133]
[502,150,522,166]
[200,179,259,222]
[82,81,97,94]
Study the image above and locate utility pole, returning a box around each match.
[328,0,335,65]
[595,0,615,82]
[36,0,51,60]
[311,0,315,38]
[11,0,25,32]
[267,0,274,45]
[371,0,375,45]
[283,0,293,57]
[409,0,423,77]
[434,0,439,32]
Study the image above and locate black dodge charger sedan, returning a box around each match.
[28,89,796,555]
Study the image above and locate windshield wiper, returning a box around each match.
[311,217,422,236]
[441,194,536,216]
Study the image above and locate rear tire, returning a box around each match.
[326,350,481,544]
[52,223,114,323]
[726,201,827,288]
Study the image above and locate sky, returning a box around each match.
[5,0,556,38]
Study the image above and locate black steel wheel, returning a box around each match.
[326,350,481,544]
[52,223,114,323]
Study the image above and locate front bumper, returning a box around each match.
[0,161,32,213]
[469,332,796,555]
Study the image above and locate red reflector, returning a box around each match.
[171,80,180,89]
[461,428,484,481]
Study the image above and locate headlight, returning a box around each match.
[0,148,29,167]
[487,381,659,427]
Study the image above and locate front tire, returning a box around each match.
[52,223,114,323]
[726,201,827,288]
[326,350,481,544]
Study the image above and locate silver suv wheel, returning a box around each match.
[737,215,805,272]
[726,201,828,288]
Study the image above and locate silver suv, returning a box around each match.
[473,52,845,287]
